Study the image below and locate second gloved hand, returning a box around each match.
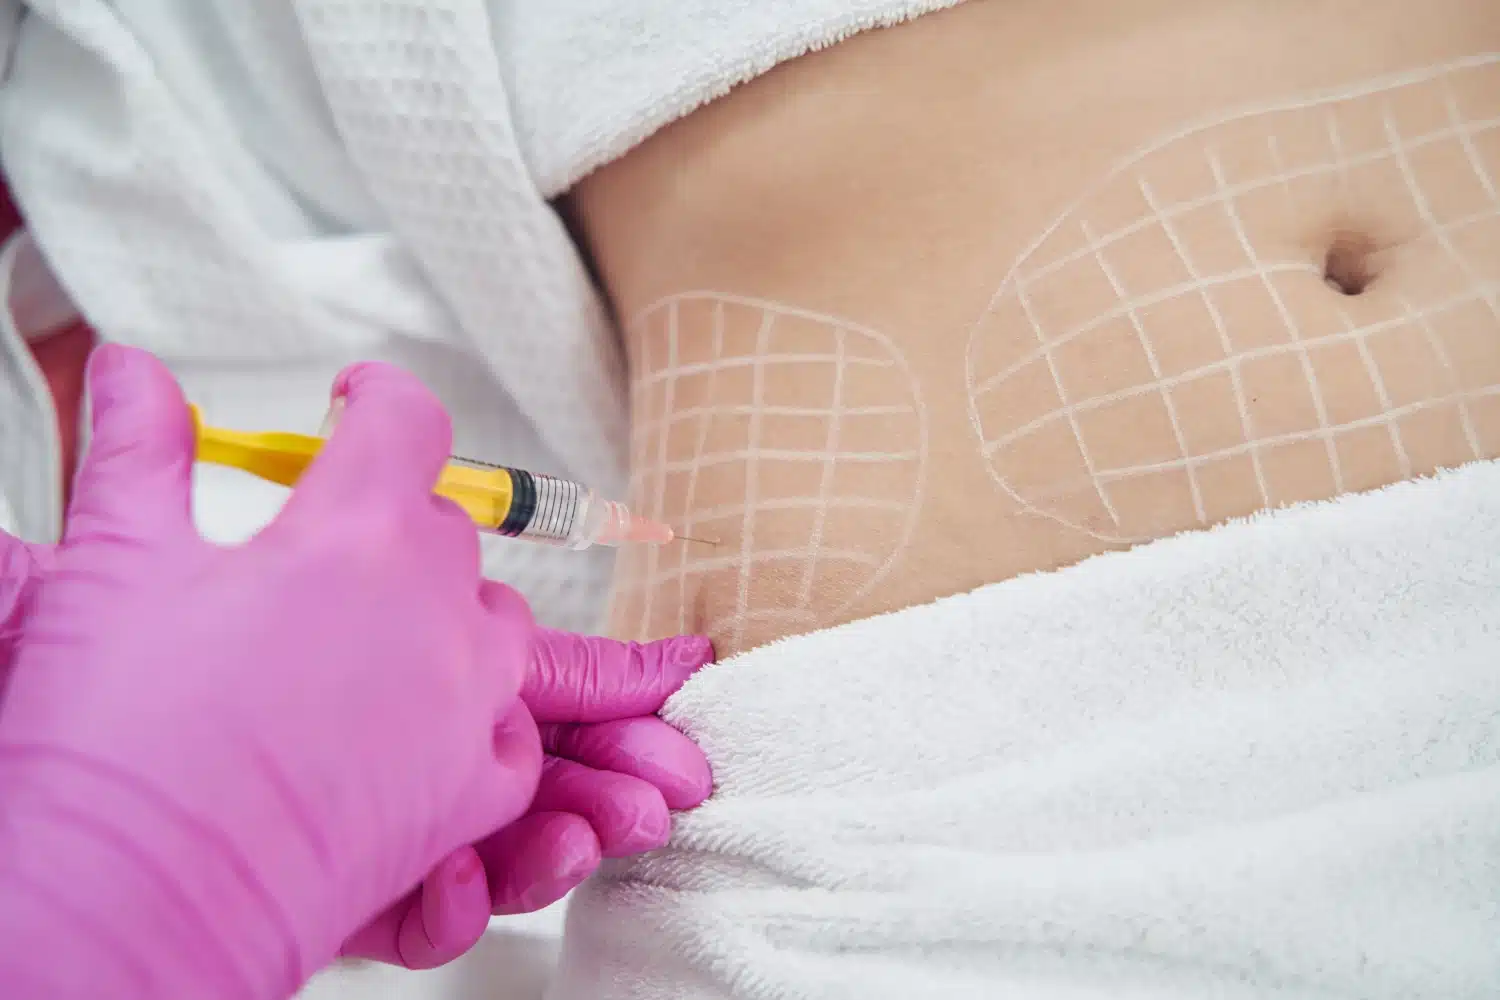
[341,631,716,969]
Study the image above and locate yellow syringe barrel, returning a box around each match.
[189,406,518,531]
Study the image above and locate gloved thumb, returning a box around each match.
[0,531,53,666]
[65,345,196,544]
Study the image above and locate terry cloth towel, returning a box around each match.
[551,460,1500,1000]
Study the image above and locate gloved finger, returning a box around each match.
[66,345,196,544]
[283,361,452,520]
[541,717,713,811]
[0,537,53,667]
[0,536,52,620]
[461,701,544,843]
[421,493,485,601]
[339,846,490,969]
[475,811,601,915]
[530,756,672,858]
[524,631,714,724]
[477,578,535,711]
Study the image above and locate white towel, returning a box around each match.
[552,461,1500,1000]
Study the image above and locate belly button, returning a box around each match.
[1322,231,1379,297]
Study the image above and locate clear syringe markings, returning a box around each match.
[444,455,720,550]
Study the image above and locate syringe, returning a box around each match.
[437,456,717,549]
[189,407,716,550]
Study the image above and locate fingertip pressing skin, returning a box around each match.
[525,631,716,723]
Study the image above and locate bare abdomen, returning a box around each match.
[572,0,1500,654]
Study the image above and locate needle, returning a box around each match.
[675,533,720,546]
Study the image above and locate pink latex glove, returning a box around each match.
[340,633,715,968]
[0,536,50,681]
[5,551,716,975]
[0,364,717,977]
[0,346,702,998]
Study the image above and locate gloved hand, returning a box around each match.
[340,632,715,968]
[0,355,718,977]
[0,346,704,998]
[0,532,50,681]
[5,530,716,974]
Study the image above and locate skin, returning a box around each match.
[570,0,1500,655]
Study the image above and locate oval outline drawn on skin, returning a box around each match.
[966,54,1500,543]
[614,291,929,653]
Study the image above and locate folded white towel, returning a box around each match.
[553,461,1500,1000]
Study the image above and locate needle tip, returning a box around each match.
[674,533,720,546]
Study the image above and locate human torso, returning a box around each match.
[571,0,1500,654]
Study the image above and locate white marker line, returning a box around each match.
[1081,217,1205,522]
[1141,173,1269,508]
[1211,148,1343,492]
[973,259,1321,400]
[673,299,726,632]
[1397,291,1482,459]
[802,327,845,606]
[732,311,774,650]
[1016,278,1119,526]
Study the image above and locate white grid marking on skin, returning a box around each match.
[1140,175,1269,505]
[680,547,886,577]
[803,327,845,605]
[973,259,1321,400]
[1340,301,1414,477]
[1019,390,1500,498]
[1385,108,1500,325]
[981,287,1491,458]
[732,311,774,651]
[1081,218,1205,521]
[634,305,664,640]
[633,403,913,438]
[1382,101,1499,463]
[674,299,725,633]
[619,292,928,646]
[1396,292,1482,459]
[1009,113,1500,295]
[639,353,893,385]
[967,55,1500,543]
[1209,148,1344,492]
[977,205,1496,404]
[649,449,922,473]
[1325,109,1414,478]
[624,315,648,637]
[686,496,913,521]
[1015,280,1120,525]
[1445,82,1499,204]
